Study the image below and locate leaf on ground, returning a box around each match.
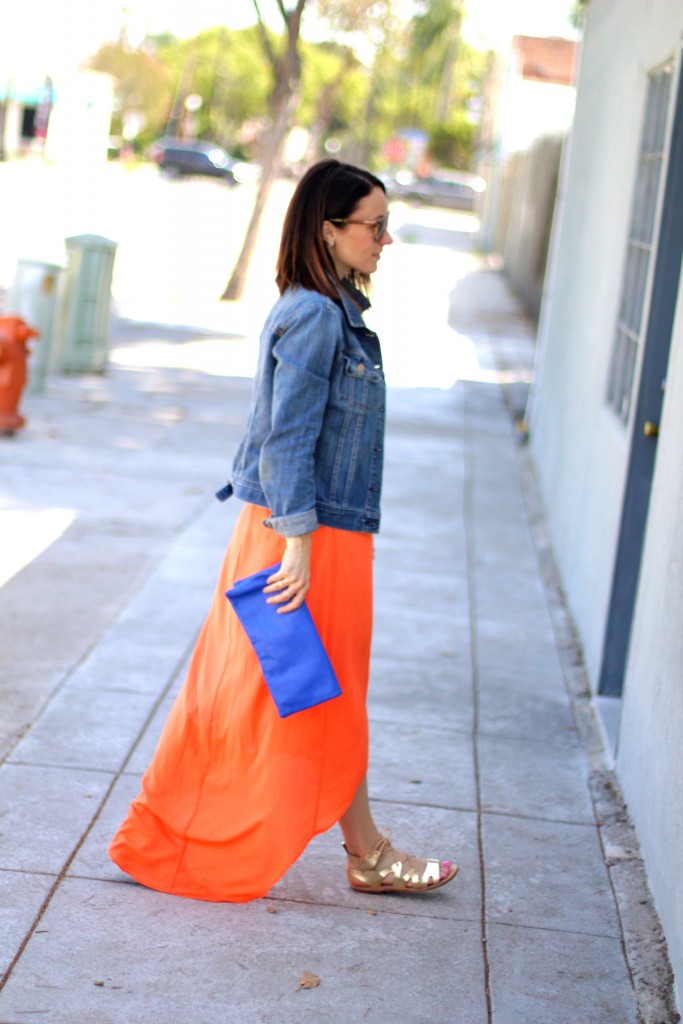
[266,906,277,914]
[299,970,321,989]
[366,909,378,916]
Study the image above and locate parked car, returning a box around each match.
[149,139,238,184]
[382,169,486,212]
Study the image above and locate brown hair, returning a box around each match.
[275,159,386,298]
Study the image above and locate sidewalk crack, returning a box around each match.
[463,383,493,1024]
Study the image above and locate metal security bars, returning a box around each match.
[607,61,674,422]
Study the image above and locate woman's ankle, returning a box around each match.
[341,830,382,860]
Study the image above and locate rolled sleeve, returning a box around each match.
[258,299,340,536]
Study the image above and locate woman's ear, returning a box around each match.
[322,221,336,247]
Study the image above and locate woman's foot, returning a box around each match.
[344,832,458,894]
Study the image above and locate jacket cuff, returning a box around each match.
[265,508,318,537]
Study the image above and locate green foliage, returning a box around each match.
[345,0,486,168]
[88,42,172,147]
[568,1,586,30]
[87,0,487,167]
[299,41,365,139]
[427,113,475,169]
[153,27,271,150]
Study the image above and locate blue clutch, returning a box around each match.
[226,563,342,718]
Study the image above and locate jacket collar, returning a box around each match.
[335,278,371,328]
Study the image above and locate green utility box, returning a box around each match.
[58,234,117,373]
[7,258,64,393]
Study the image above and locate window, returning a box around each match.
[607,61,674,421]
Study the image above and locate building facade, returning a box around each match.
[528,0,683,1005]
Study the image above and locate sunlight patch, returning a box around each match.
[0,508,76,588]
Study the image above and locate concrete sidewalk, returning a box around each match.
[0,237,660,1022]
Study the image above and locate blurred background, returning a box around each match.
[0,0,580,321]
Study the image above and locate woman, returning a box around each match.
[109,160,458,902]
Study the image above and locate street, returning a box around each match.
[0,158,488,387]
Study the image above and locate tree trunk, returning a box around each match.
[220,83,296,300]
[221,0,306,301]
[434,34,458,124]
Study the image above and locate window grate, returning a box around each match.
[606,62,674,422]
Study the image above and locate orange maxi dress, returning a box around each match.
[109,502,373,902]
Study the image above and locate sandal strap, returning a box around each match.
[345,835,444,890]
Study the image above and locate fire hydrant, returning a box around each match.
[0,316,40,434]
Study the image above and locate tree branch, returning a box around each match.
[252,0,278,71]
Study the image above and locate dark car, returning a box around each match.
[150,139,237,183]
[383,170,486,212]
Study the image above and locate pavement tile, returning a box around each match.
[474,564,550,617]
[368,719,476,810]
[483,813,620,937]
[1,529,166,662]
[7,688,159,773]
[63,632,188,697]
[110,580,211,646]
[475,615,566,661]
[371,593,469,661]
[153,537,228,586]
[487,922,637,1023]
[374,534,465,583]
[68,774,140,884]
[0,877,487,1024]
[0,671,66,760]
[0,764,114,874]
[477,733,593,823]
[374,561,469,610]
[368,653,474,732]
[477,683,577,745]
[0,871,56,976]
[122,695,176,775]
[0,463,207,531]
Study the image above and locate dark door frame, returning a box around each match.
[599,54,683,696]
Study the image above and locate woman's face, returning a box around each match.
[324,186,393,279]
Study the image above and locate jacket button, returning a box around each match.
[357,363,365,374]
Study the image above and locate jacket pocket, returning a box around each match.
[337,353,384,410]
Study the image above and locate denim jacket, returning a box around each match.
[216,280,385,536]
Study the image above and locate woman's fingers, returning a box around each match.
[263,533,312,613]
[274,589,308,613]
[264,574,309,612]
[263,575,290,594]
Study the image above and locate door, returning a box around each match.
[599,54,683,695]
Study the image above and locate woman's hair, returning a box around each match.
[275,159,385,298]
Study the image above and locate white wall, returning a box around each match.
[617,274,683,1009]
[500,77,575,154]
[43,70,114,167]
[529,0,683,682]
[530,0,683,1003]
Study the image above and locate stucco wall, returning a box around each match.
[529,0,683,1004]
[617,278,683,1008]
[502,133,563,321]
[529,0,683,682]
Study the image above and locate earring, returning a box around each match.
[325,238,335,248]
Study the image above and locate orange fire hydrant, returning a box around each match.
[0,316,40,434]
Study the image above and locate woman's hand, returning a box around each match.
[264,533,312,613]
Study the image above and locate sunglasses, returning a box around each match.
[329,213,390,242]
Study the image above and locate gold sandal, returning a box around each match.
[344,832,458,894]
